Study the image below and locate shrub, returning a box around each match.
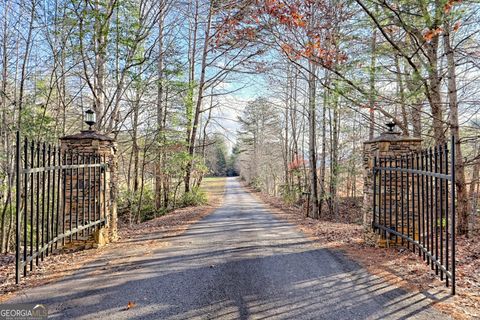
[280,184,301,205]
[118,188,166,223]
[250,177,263,191]
[180,187,207,207]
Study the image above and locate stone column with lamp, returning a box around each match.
[60,109,118,244]
[363,121,422,245]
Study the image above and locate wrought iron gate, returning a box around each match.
[15,132,108,283]
[373,136,456,294]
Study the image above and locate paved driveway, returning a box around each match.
[8,178,448,319]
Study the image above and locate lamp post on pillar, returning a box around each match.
[386,119,396,133]
[84,109,96,131]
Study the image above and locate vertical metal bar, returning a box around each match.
[422,150,428,263]
[62,149,66,246]
[417,152,421,257]
[439,144,444,280]
[23,138,29,276]
[15,132,21,284]
[56,147,61,249]
[425,150,433,264]
[51,146,56,254]
[24,137,29,277]
[389,157,393,240]
[395,156,398,244]
[93,155,97,231]
[434,146,439,275]
[429,148,435,270]
[406,153,410,249]
[29,141,34,272]
[35,142,40,267]
[82,153,86,236]
[383,157,387,238]
[69,151,73,242]
[76,152,79,240]
[87,154,91,235]
[411,153,416,253]
[451,135,456,295]
[378,158,382,234]
[103,154,107,224]
[23,137,28,278]
[46,144,51,257]
[373,156,377,230]
[97,156,101,224]
[445,144,450,287]
[400,155,404,246]
[41,143,46,261]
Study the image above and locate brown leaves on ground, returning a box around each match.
[119,177,226,240]
[0,244,108,302]
[0,178,226,302]
[247,185,480,320]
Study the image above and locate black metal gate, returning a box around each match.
[15,132,108,283]
[373,136,456,294]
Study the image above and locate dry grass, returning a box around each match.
[0,177,227,301]
[202,177,227,205]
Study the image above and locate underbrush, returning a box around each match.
[180,187,207,207]
[118,189,167,224]
[119,184,209,224]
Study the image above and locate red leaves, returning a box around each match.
[453,21,461,32]
[214,0,347,67]
[288,157,307,171]
[444,0,462,14]
[280,43,293,55]
[423,27,443,42]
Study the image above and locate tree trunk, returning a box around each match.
[185,2,212,193]
[283,65,290,189]
[368,27,377,140]
[394,54,409,135]
[132,89,140,194]
[307,62,319,218]
[155,2,165,209]
[17,0,36,128]
[425,38,446,145]
[329,99,340,220]
[443,25,470,235]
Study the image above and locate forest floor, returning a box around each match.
[246,185,480,320]
[0,177,226,302]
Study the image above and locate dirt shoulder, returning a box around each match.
[244,184,480,320]
[0,177,226,302]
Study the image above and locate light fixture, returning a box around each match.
[85,109,96,131]
[386,119,396,133]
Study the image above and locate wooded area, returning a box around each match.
[0,0,479,254]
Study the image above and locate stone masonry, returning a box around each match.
[363,128,422,245]
[60,130,118,243]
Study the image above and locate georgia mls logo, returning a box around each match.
[0,303,47,320]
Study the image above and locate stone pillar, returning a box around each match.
[363,127,422,245]
[60,130,118,243]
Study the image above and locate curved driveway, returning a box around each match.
[9,178,448,319]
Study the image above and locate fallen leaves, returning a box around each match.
[0,178,226,302]
[247,184,480,320]
[125,301,136,310]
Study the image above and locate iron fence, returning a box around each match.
[15,132,108,283]
[373,136,456,294]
